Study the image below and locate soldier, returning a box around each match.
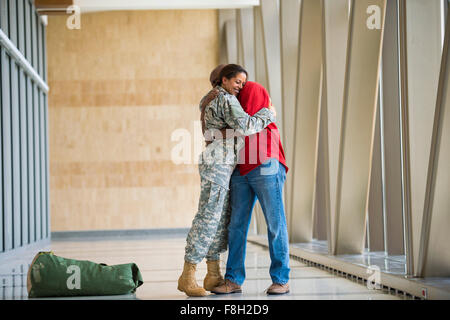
[177,64,277,297]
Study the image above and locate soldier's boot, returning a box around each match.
[177,261,207,297]
[203,260,225,291]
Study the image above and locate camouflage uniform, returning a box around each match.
[184,86,275,264]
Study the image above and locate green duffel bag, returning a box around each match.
[27,251,144,298]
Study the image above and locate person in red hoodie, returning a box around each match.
[211,81,290,295]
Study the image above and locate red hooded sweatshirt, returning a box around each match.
[237,81,288,176]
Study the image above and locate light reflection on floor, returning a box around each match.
[0,235,403,300]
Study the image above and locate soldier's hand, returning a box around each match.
[268,99,277,118]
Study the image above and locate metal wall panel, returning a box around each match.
[40,90,47,238]
[0,50,3,252]
[1,1,9,35]
[42,22,47,83]
[19,70,29,245]
[17,0,25,55]
[334,0,386,254]
[367,102,385,251]
[397,0,414,275]
[8,0,17,47]
[26,76,35,243]
[252,5,268,235]
[43,16,50,239]
[381,0,404,255]
[9,1,21,249]
[0,0,49,254]
[2,49,13,251]
[25,0,32,63]
[218,9,235,65]
[253,6,268,90]
[11,60,22,248]
[418,7,450,277]
[236,10,244,66]
[33,82,41,241]
[313,88,329,241]
[37,12,43,80]
[217,0,450,279]
[405,0,443,276]
[225,20,237,63]
[280,0,301,231]
[237,8,255,81]
[323,0,349,253]
[17,1,28,246]
[31,8,38,71]
[260,0,283,134]
[289,0,323,243]
[44,93,50,237]
[234,7,259,235]
[254,0,285,236]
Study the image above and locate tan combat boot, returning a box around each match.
[203,260,225,291]
[177,261,207,297]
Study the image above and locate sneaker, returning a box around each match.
[266,283,290,295]
[211,279,242,295]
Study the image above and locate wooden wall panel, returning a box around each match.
[47,10,219,231]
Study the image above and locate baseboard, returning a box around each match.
[51,228,190,241]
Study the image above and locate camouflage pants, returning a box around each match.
[184,177,231,264]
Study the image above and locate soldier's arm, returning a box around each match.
[222,95,275,136]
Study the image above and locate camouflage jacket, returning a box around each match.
[198,86,275,189]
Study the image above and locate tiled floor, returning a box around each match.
[0,235,403,300]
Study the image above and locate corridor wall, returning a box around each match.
[219,0,450,277]
[0,0,50,257]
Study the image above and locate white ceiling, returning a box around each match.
[73,0,260,13]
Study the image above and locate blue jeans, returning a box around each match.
[225,159,290,285]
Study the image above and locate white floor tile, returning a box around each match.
[1,236,403,300]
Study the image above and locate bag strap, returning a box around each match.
[200,102,213,146]
[201,92,233,146]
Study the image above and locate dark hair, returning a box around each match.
[210,64,226,87]
[218,64,248,85]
